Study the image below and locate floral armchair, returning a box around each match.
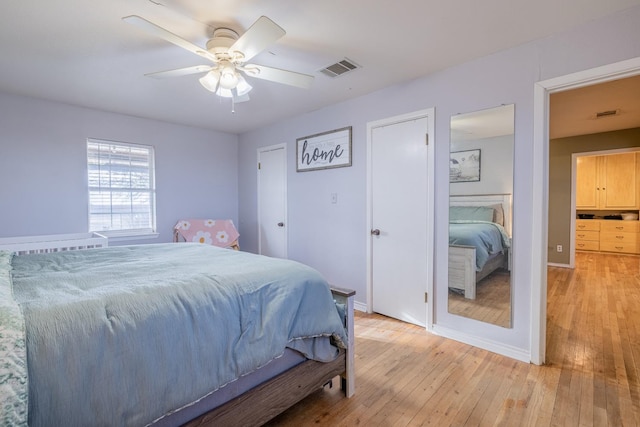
[173,219,240,250]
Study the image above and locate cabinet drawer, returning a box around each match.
[600,240,639,254]
[575,240,599,251]
[600,231,638,245]
[600,221,639,233]
[576,220,600,231]
[575,230,599,241]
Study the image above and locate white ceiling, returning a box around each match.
[1,0,640,134]
[451,104,515,141]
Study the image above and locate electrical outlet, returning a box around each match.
[557,245,563,253]
[331,193,338,204]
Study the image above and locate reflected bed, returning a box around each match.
[448,194,512,299]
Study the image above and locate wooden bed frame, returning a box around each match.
[0,233,355,426]
[448,194,512,299]
[187,286,355,427]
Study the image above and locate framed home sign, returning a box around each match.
[296,126,352,172]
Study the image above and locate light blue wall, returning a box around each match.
[0,92,239,244]
[238,5,640,355]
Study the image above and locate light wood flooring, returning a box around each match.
[448,268,511,328]
[266,252,640,426]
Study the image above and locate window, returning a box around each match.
[87,139,156,237]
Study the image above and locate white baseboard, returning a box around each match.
[431,324,531,363]
[547,262,571,268]
[354,301,367,312]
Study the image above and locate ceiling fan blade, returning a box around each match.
[123,15,216,62]
[145,65,212,79]
[245,64,314,89]
[230,16,286,62]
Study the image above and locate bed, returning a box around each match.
[0,234,354,427]
[448,194,512,299]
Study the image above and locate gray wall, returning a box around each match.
[0,92,239,244]
[548,127,640,264]
[237,5,640,356]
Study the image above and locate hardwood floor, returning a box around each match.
[266,252,640,426]
[448,268,511,328]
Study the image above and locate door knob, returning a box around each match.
[371,229,380,236]
[277,222,284,227]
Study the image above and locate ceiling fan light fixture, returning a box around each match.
[220,73,239,90]
[235,74,253,96]
[219,62,239,90]
[215,87,234,98]
[199,69,220,92]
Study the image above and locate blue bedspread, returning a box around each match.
[449,220,510,271]
[6,243,347,427]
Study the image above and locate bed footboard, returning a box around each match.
[330,286,355,398]
[185,286,356,427]
[448,245,476,299]
[184,350,347,427]
[449,245,508,300]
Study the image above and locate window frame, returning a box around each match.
[86,138,158,241]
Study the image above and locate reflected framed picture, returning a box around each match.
[450,149,481,183]
[296,126,352,172]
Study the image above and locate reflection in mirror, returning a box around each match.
[448,104,514,328]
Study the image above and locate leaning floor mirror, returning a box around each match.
[448,104,514,328]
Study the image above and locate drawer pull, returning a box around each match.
[578,234,585,238]
[577,244,585,247]
[616,226,624,230]
[616,246,624,250]
[616,236,624,239]
[578,225,586,229]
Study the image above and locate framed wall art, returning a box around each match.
[296,126,352,172]
[450,149,481,183]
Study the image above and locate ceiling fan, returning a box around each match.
[123,14,314,104]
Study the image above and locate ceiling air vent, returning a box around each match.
[595,109,619,118]
[319,58,360,78]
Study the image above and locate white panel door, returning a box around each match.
[371,117,429,327]
[257,145,287,258]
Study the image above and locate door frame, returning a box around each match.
[257,143,288,258]
[531,56,640,365]
[366,108,436,330]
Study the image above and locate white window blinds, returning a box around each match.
[87,139,156,235]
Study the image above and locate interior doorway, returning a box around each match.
[257,144,288,259]
[531,57,640,364]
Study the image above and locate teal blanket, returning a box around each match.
[8,243,347,427]
[449,220,510,271]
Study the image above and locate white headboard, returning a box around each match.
[449,193,512,237]
[0,232,108,255]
